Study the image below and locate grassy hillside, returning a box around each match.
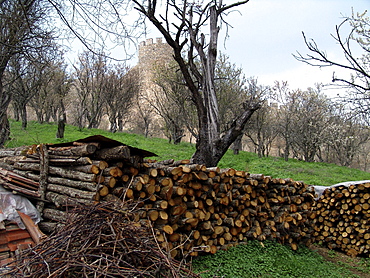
[5,120,370,277]
[6,120,370,186]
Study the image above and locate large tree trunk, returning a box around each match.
[56,100,67,139]
[0,114,10,148]
[134,1,255,167]
[192,103,260,166]
[21,103,27,130]
[0,77,11,147]
[189,5,259,167]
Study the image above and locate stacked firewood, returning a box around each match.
[311,182,370,257]
[132,161,316,258]
[0,136,155,232]
[0,136,317,258]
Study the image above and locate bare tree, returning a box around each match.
[28,63,70,125]
[244,100,279,158]
[294,10,370,122]
[103,65,140,133]
[151,61,192,144]
[7,53,53,129]
[0,0,55,146]
[131,90,155,138]
[322,107,370,167]
[289,85,333,162]
[272,81,294,161]
[133,0,261,166]
[72,50,108,129]
[275,83,333,162]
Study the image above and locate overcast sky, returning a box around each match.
[218,0,369,95]
[137,0,368,96]
[66,0,369,96]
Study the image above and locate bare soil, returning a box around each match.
[309,245,370,278]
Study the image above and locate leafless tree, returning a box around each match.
[7,52,55,129]
[289,85,334,162]
[133,0,261,166]
[28,59,71,125]
[103,65,140,133]
[322,107,370,167]
[294,10,370,123]
[131,90,156,138]
[272,81,294,161]
[244,97,279,158]
[151,61,192,144]
[72,50,108,129]
[0,0,56,146]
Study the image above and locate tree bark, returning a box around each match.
[0,113,10,148]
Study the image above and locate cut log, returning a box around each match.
[67,164,99,174]
[48,144,97,157]
[42,208,69,223]
[46,183,98,200]
[14,163,96,182]
[45,191,94,207]
[94,145,130,160]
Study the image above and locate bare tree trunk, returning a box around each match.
[56,100,66,139]
[231,134,243,155]
[0,77,11,147]
[0,113,10,147]
[20,104,27,130]
[134,0,256,167]
[13,102,20,121]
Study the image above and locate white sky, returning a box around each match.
[221,0,369,94]
[138,0,369,96]
[66,0,369,96]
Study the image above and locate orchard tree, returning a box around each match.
[72,51,108,129]
[289,85,333,162]
[7,51,60,130]
[103,65,140,133]
[0,0,55,146]
[133,0,261,166]
[244,89,278,158]
[151,61,192,144]
[323,107,370,167]
[50,0,261,166]
[27,58,71,134]
[273,81,295,161]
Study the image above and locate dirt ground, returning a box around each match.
[309,245,370,278]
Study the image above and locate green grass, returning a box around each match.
[6,120,370,277]
[192,241,365,278]
[7,120,370,186]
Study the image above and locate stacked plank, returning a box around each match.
[311,182,370,257]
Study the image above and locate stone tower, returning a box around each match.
[129,38,175,137]
[138,37,173,69]
[137,38,174,84]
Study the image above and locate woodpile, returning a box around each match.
[6,135,370,259]
[311,182,370,257]
[136,162,316,257]
[0,135,156,233]
[0,135,317,259]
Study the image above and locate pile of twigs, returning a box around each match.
[3,201,199,278]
